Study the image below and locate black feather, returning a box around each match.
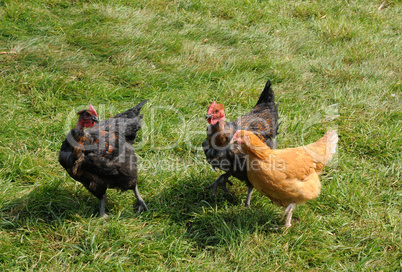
[203,79,280,206]
[59,100,148,215]
[255,80,275,106]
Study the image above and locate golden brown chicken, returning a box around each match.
[231,130,338,228]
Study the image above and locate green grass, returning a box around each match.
[0,0,401,270]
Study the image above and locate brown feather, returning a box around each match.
[236,130,337,208]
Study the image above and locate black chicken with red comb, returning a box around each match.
[59,100,148,216]
[202,80,279,207]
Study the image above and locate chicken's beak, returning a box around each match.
[230,138,238,144]
[92,116,100,123]
[205,114,213,120]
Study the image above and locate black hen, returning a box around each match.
[202,80,279,207]
[59,100,148,216]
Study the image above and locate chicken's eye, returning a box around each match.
[215,110,218,113]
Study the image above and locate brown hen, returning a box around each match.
[231,130,338,228]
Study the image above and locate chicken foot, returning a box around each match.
[205,173,254,207]
[133,184,148,213]
[279,202,296,228]
[205,173,233,195]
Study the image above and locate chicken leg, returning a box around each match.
[99,193,107,217]
[280,203,296,228]
[244,186,254,208]
[134,184,148,213]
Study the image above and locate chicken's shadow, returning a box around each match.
[1,177,282,244]
[146,175,280,248]
[0,181,106,229]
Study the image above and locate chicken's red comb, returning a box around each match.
[207,101,217,115]
[88,104,98,116]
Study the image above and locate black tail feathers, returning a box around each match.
[255,80,275,106]
[133,100,148,112]
[113,100,149,119]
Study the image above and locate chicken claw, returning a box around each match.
[135,201,148,213]
[205,173,233,195]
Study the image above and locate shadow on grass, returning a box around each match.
[0,180,108,229]
[145,174,280,248]
[1,175,282,247]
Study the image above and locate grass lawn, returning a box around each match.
[0,0,400,270]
